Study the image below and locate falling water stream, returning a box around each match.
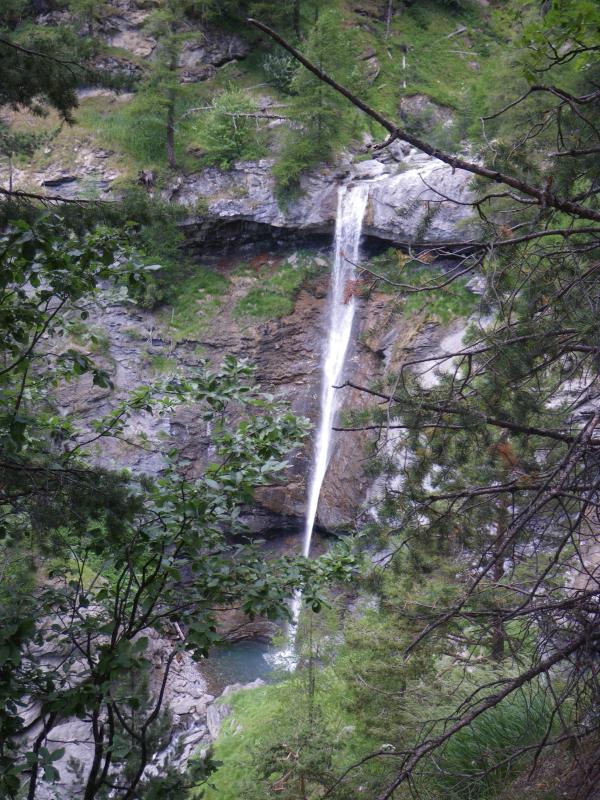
[285,181,371,638]
[302,183,370,557]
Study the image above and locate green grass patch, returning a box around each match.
[77,93,169,170]
[199,667,378,800]
[97,43,149,71]
[149,354,177,373]
[369,0,498,109]
[76,85,213,173]
[402,277,477,323]
[198,683,278,800]
[235,288,294,318]
[430,689,553,800]
[234,256,327,320]
[161,269,229,341]
[368,249,478,324]
[122,327,146,341]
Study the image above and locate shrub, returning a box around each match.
[431,690,553,800]
[262,51,299,94]
[194,86,266,169]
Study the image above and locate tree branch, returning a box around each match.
[247,18,600,223]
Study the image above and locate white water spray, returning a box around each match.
[287,182,370,633]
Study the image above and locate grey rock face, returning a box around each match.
[20,626,215,799]
[37,2,252,83]
[108,25,156,58]
[206,702,230,739]
[52,255,442,534]
[14,145,475,247]
[363,151,474,242]
[399,94,454,132]
[175,149,474,246]
[179,29,251,82]
[175,159,341,235]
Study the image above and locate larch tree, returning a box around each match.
[273,7,365,195]
[141,0,191,170]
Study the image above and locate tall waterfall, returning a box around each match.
[301,182,370,558]
[280,182,370,643]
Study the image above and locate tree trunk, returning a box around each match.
[166,45,178,170]
[27,713,57,800]
[491,495,509,661]
[385,0,393,39]
[166,93,177,169]
[84,707,104,800]
[293,0,301,39]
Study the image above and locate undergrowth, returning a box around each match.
[431,689,553,800]
[234,255,327,319]
[366,249,479,323]
[200,570,555,800]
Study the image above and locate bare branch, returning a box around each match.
[247,18,600,223]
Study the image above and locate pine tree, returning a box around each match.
[67,0,111,36]
[273,8,365,194]
[0,23,90,196]
[140,0,199,170]
[0,28,85,122]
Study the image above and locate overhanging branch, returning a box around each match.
[247,18,600,224]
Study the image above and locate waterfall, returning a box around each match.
[302,182,370,557]
[286,182,370,636]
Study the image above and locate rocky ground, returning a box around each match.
[20,622,263,799]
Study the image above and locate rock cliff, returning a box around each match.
[1,0,481,535]
[3,4,476,246]
[59,255,435,535]
[174,146,475,248]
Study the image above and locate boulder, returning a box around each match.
[109,27,156,57]
[179,27,251,73]
[206,678,266,739]
[364,151,475,242]
[206,701,232,739]
[399,94,454,133]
